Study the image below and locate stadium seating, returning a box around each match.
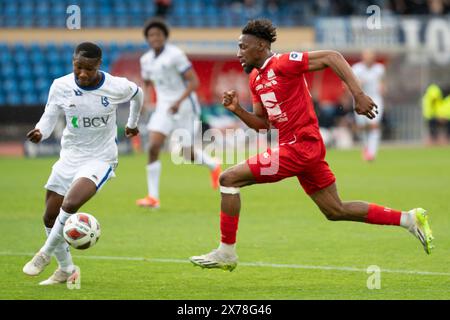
[0,42,147,106]
[0,0,367,28]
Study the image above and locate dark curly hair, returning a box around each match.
[143,17,170,38]
[242,19,277,43]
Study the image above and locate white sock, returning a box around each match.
[146,161,161,199]
[45,226,74,273]
[194,149,218,170]
[218,242,236,255]
[360,130,368,149]
[41,209,71,256]
[367,129,381,157]
[400,211,414,230]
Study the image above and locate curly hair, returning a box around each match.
[242,19,277,43]
[143,17,170,38]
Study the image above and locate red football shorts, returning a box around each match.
[246,135,336,195]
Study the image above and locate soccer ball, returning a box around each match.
[63,213,101,250]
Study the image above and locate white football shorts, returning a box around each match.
[45,158,116,196]
[147,100,200,147]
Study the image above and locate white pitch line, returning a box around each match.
[2,251,449,277]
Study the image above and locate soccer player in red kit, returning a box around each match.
[189,19,434,271]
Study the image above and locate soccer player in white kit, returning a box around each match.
[23,42,143,284]
[352,49,385,161]
[136,18,221,209]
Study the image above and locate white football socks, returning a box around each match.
[400,211,414,230]
[45,226,74,273]
[194,149,218,170]
[41,208,71,256]
[146,160,161,199]
[367,129,381,158]
[218,242,236,256]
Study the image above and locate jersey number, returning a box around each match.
[260,92,282,116]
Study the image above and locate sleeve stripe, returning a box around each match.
[130,86,139,100]
[180,65,192,75]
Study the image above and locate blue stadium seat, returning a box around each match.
[4,3,19,16]
[14,51,30,65]
[19,79,35,93]
[46,51,62,64]
[30,51,45,65]
[23,92,39,105]
[36,17,51,28]
[33,65,48,78]
[1,65,15,78]
[17,65,32,80]
[6,92,22,106]
[49,65,65,79]
[35,78,51,93]
[3,79,17,92]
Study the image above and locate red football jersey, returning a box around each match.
[249,52,321,145]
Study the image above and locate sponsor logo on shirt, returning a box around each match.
[70,115,110,128]
[289,52,303,61]
[267,69,276,80]
[73,89,83,96]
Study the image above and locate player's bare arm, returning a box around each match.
[307,50,378,119]
[27,128,43,144]
[169,68,199,114]
[222,90,269,131]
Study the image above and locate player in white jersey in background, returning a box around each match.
[23,42,143,285]
[352,49,385,162]
[136,18,221,209]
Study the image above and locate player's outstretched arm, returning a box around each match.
[223,90,269,131]
[307,50,378,119]
[169,68,199,114]
[125,87,144,138]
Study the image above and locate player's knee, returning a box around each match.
[219,170,238,188]
[43,213,56,228]
[61,198,79,214]
[321,205,345,221]
[149,145,160,161]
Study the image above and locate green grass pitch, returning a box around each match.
[0,146,449,299]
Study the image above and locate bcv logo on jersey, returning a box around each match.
[71,115,110,128]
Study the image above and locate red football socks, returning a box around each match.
[220,211,239,244]
[366,203,402,226]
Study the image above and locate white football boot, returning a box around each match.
[190,249,238,271]
[39,267,79,286]
[407,208,434,254]
[22,251,51,276]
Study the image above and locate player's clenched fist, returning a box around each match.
[222,90,240,112]
[27,128,43,144]
[354,93,378,120]
[125,126,139,138]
